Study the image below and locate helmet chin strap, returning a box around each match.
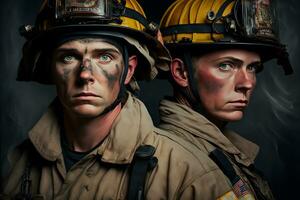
[182,52,207,115]
[99,45,129,116]
[182,52,228,128]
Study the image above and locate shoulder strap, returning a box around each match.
[15,162,32,200]
[127,145,158,200]
[159,131,240,184]
[14,141,45,200]
[209,149,266,200]
[15,142,36,200]
[209,148,240,185]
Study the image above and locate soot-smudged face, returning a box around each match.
[193,49,261,122]
[52,38,124,118]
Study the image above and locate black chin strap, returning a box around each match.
[182,52,206,114]
[100,45,129,116]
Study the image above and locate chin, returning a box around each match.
[71,104,105,118]
[216,111,244,122]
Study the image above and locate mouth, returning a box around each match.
[74,92,99,97]
[73,92,100,100]
[228,100,248,108]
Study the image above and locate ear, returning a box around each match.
[171,58,189,87]
[124,55,138,84]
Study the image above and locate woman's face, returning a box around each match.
[193,49,261,122]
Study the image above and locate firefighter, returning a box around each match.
[1,0,210,199]
[158,0,292,199]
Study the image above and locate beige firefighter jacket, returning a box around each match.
[2,93,231,200]
[158,99,275,200]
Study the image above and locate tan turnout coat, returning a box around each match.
[159,99,275,200]
[2,94,234,200]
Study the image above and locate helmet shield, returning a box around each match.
[237,0,278,42]
[55,0,118,21]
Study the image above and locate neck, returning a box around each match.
[63,104,122,152]
[207,116,227,131]
[173,88,193,108]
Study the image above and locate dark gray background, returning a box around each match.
[0,0,299,199]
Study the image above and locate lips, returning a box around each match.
[74,92,99,97]
[230,100,248,104]
[228,99,248,107]
[72,92,100,101]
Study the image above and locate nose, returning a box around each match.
[77,59,95,85]
[235,68,256,94]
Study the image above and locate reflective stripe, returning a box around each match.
[218,190,239,200]
[217,190,255,200]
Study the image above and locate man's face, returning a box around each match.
[52,38,124,118]
[193,49,261,122]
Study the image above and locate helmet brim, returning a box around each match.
[18,24,171,84]
[165,41,284,63]
[163,41,292,75]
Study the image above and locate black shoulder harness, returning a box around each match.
[127,145,158,200]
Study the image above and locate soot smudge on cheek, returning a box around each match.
[93,61,121,89]
[63,68,73,81]
[198,69,224,94]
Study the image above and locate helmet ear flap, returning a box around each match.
[17,38,54,84]
[34,49,53,84]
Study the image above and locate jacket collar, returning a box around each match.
[159,98,259,166]
[29,93,155,164]
[97,93,155,164]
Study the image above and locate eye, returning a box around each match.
[98,54,112,64]
[61,55,76,63]
[247,64,261,73]
[218,62,234,71]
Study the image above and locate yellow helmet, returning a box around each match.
[18,0,170,84]
[160,0,292,75]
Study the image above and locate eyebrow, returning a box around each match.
[93,48,121,55]
[213,56,261,66]
[78,38,115,44]
[54,48,121,55]
[249,61,263,67]
[78,38,123,52]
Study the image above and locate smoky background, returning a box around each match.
[0,0,299,199]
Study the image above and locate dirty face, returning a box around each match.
[52,38,124,118]
[193,49,261,122]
